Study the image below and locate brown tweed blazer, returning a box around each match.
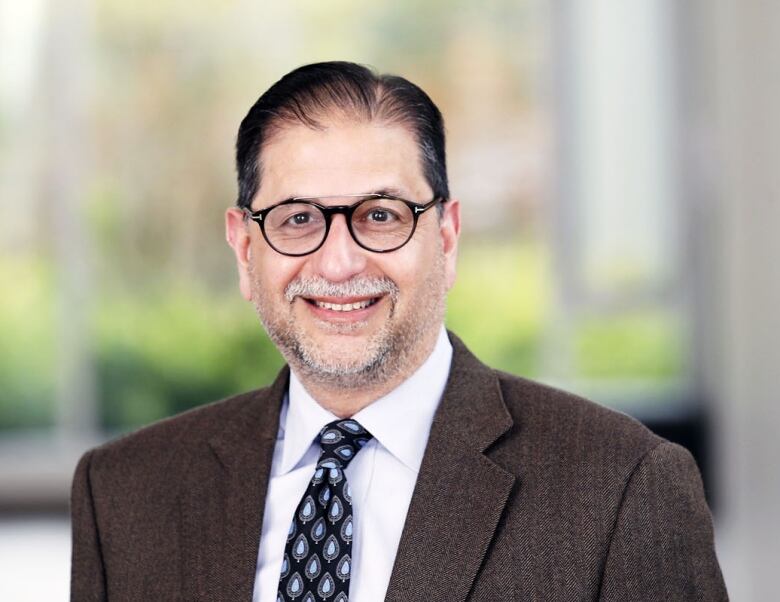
[71,333,727,601]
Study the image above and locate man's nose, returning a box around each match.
[307,214,368,282]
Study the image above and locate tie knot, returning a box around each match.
[317,419,372,469]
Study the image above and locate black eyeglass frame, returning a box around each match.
[242,193,446,257]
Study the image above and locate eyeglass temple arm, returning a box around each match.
[242,207,263,221]
[413,196,446,214]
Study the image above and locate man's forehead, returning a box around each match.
[256,119,429,205]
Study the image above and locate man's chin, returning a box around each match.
[295,353,387,389]
[285,330,395,386]
[301,338,379,371]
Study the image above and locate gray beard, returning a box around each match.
[248,258,446,392]
[276,316,405,391]
[272,276,405,390]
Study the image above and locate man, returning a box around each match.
[71,62,727,601]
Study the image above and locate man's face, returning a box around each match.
[226,117,460,391]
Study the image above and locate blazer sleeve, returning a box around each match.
[71,449,108,601]
[598,441,728,601]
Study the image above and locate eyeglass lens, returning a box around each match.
[264,198,416,254]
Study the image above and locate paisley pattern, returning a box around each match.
[322,535,340,562]
[278,419,372,602]
[339,516,353,544]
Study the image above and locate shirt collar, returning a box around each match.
[279,326,453,475]
[278,371,340,476]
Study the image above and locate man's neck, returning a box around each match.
[295,327,443,418]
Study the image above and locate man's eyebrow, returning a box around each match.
[278,187,411,202]
[371,187,407,197]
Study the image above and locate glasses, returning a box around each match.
[243,193,445,257]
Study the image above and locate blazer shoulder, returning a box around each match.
[494,369,663,469]
[83,384,279,479]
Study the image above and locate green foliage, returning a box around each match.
[573,311,683,380]
[447,238,549,376]
[0,258,56,429]
[95,289,284,431]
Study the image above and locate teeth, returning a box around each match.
[315,299,375,312]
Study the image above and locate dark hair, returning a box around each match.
[235,61,449,209]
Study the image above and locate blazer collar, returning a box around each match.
[207,365,290,473]
[180,366,289,601]
[385,331,517,602]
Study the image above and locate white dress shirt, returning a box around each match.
[252,327,453,602]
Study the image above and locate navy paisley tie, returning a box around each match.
[277,419,372,602]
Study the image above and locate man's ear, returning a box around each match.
[439,198,461,290]
[225,207,254,301]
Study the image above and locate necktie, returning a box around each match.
[277,419,372,602]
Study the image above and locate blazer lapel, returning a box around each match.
[385,334,516,602]
[180,367,289,601]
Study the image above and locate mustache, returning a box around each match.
[284,276,399,303]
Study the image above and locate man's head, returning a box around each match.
[226,62,460,400]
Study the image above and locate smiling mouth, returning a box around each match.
[303,297,381,312]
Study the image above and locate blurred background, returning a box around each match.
[1,0,777,599]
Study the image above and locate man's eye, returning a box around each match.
[367,209,396,223]
[286,212,312,225]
